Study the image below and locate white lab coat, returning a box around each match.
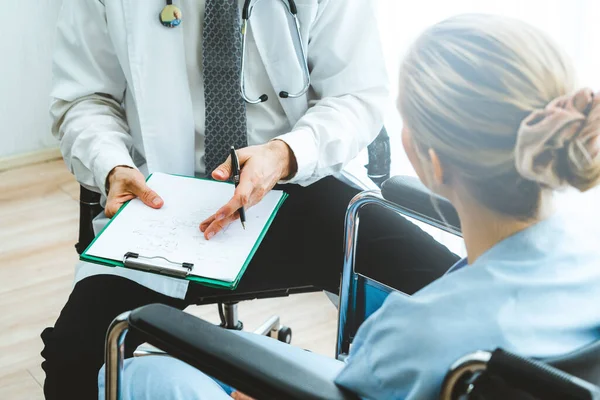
[51,0,389,297]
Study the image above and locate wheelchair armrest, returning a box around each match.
[381,176,461,233]
[546,340,600,386]
[473,349,600,399]
[128,304,358,400]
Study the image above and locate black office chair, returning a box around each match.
[104,175,600,399]
[75,128,391,339]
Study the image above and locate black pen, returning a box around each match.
[230,146,246,230]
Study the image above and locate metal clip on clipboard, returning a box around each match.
[123,252,193,279]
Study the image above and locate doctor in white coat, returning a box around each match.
[41,0,458,398]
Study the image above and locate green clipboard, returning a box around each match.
[80,174,288,290]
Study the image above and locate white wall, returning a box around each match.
[374,0,600,177]
[0,0,63,158]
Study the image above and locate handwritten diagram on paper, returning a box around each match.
[85,173,285,282]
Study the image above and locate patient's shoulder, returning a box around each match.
[336,272,502,399]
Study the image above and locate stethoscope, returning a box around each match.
[159,0,311,105]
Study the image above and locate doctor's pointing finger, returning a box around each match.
[201,140,297,239]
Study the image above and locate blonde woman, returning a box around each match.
[100,14,600,400]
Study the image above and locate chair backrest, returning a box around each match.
[366,128,391,187]
[75,186,103,254]
[336,177,462,359]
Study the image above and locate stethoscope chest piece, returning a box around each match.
[160,3,182,28]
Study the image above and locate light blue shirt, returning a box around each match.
[336,212,600,399]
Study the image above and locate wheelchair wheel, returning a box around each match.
[277,326,292,344]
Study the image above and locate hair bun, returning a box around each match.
[515,89,600,192]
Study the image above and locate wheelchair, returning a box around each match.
[104,173,600,399]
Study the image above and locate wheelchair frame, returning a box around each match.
[336,190,462,360]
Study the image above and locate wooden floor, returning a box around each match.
[0,160,338,399]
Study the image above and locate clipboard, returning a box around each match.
[80,173,288,290]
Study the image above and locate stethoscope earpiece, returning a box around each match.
[279,91,289,99]
[259,94,269,103]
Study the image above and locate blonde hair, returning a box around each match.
[399,14,600,219]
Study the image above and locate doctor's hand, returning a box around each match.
[105,166,164,218]
[200,140,297,240]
